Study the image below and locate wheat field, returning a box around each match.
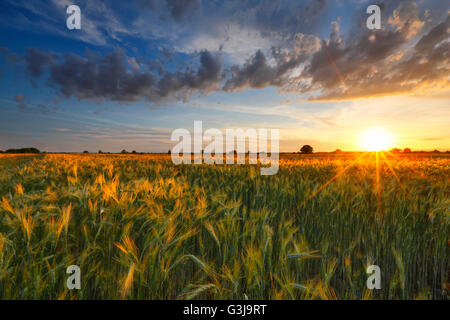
[0,153,448,299]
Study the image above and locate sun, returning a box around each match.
[359,127,393,151]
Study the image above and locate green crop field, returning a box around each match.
[0,153,448,299]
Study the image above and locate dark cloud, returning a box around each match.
[24,48,56,77]
[146,59,165,75]
[305,0,328,18]
[298,13,449,100]
[166,0,201,20]
[21,48,222,104]
[297,28,405,98]
[224,50,283,91]
[140,0,160,10]
[223,34,319,91]
[6,53,22,65]
[48,49,156,102]
[140,0,201,21]
[159,47,174,61]
[415,16,450,53]
[235,0,328,40]
[153,50,222,100]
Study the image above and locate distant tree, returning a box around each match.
[168,150,171,155]
[83,150,89,154]
[0,150,3,153]
[391,148,401,153]
[98,150,103,154]
[300,145,313,154]
[403,148,412,153]
[121,149,127,154]
[131,150,137,154]
[433,149,440,153]
[5,147,40,154]
[334,149,342,153]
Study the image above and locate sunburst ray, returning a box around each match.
[380,151,410,198]
[302,152,368,206]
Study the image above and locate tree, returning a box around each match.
[300,145,313,154]
[5,147,40,154]
[403,148,411,153]
[98,150,103,154]
[131,150,137,154]
[83,150,89,154]
[121,149,127,154]
[391,148,401,153]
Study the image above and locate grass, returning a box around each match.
[0,153,448,299]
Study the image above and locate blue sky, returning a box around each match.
[0,0,449,152]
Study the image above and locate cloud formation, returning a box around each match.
[25,48,56,77]
[23,48,222,103]
[165,0,201,21]
[299,13,449,100]
[5,1,450,103]
[388,1,425,39]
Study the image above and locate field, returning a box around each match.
[0,153,448,299]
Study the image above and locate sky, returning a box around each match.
[0,0,449,152]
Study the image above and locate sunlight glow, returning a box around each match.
[359,127,393,151]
